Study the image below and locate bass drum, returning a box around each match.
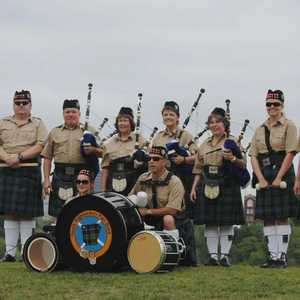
[127,231,184,274]
[23,232,67,272]
[56,192,144,272]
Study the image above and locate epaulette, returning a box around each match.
[55,124,64,129]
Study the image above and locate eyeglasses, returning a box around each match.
[147,156,165,162]
[75,180,90,185]
[14,101,30,106]
[266,102,282,107]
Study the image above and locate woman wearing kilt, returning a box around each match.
[101,107,149,195]
[152,101,198,220]
[249,90,298,268]
[0,90,48,262]
[190,107,246,267]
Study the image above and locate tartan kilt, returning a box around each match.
[256,163,297,220]
[194,174,245,226]
[49,170,78,217]
[179,173,196,220]
[147,213,197,266]
[0,165,43,217]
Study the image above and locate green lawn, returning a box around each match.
[1,263,300,300]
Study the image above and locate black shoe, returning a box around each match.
[18,255,23,262]
[204,257,219,266]
[260,252,277,268]
[275,253,287,268]
[220,256,231,267]
[0,254,16,263]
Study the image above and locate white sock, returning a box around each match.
[277,225,291,259]
[20,220,36,255]
[204,226,219,259]
[4,220,20,257]
[163,229,179,240]
[219,226,234,258]
[263,226,277,259]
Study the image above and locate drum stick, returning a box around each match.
[255,181,287,190]
[0,163,38,167]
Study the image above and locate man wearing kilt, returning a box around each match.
[190,108,246,267]
[129,146,197,267]
[0,90,48,262]
[42,99,101,218]
[152,101,198,220]
[249,90,298,268]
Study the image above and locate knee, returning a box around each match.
[163,215,176,230]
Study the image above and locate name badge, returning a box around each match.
[66,167,75,175]
[208,166,218,174]
[262,157,271,167]
[117,163,125,171]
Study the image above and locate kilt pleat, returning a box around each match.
[255,163,298,220]
[194,174,245,226]
[0,166,43,217]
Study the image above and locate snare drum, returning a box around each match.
[127,231,184,274]
[23,232,67,273]
[55,192,144,272]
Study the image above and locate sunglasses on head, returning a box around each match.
[147,156,165,162]
[75,180,90,185]
[14,100,30,106]
[266,102,282,107]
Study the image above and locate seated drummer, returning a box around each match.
[128,146,197,267]
[64,169,95,205]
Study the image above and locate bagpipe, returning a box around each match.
[166,88,205,175]
[80,83,100,177]
[205,99,251,187]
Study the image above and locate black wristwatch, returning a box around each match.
[18,153,23,162]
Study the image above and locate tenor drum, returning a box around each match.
[127,231,184,274]
[23,232,67,273]
[55,192,144,272]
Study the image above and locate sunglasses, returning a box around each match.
[148,156,165,162]
[75,180,90,185]
[266,102,282,107]
[14,101,30,106]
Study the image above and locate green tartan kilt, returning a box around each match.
[49,170,78,217]
[180,173,196,221]
[145,213,197,266]
[256,163,298,220]
[194,174,245,226]
[0,165,43,217]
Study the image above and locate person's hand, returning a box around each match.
[138,207,147,216]
[271,177,282,188]
[222,149,234,161]
[5,154,19,166]
[294,180,300,197]
[171,155,184,165]
[257,178,268,190]
[190,188,197,203]
[43,179,53,195]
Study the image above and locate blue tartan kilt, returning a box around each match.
[49,170,78,218]
[256,163,298,220]
[0,164,43,217]
[194,174,245,226]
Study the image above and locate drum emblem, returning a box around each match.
[70,210,112,265]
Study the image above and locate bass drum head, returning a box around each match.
[23,233,60,273]
[56,192,143,272]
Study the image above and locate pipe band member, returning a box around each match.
[249,89,298,268]
[152,101,198,220]
[0,90,48,263]
[190,107,246,267]
[129,146,197,267]
[101,107,149,195]
[41,99,101,218]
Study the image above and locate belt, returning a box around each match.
[54,163,86,175]
[202,165,228,180]
[257,151,286,167]
[109,162,134,172]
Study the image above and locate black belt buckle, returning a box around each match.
[66,167,75,175]
[117,163,125,171]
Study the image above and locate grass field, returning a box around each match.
[1,263,300,300]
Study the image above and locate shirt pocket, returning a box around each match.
[273,134,286,151]
[53,137,69,154]
[19,126,36,144]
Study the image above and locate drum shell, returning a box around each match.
[23,232,67,273]
[127,231,181,274]
[56,192,144,272]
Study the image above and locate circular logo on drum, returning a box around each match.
[70,210,112,265]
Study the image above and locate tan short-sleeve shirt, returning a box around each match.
[0,115,47,153]
[152,126,198,154]
[41,123,98,163]
[101,132,149,168]
[193,134,246,174]
[248,116,297,156]
[129,170,185,211]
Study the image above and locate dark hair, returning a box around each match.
[114,114,136,132]
[206,114,230,133]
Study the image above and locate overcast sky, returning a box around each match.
[1,1,300,194]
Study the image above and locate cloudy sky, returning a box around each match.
[1,1,300,194]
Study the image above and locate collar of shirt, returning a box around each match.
[208,133,227,145]
[116,132,134,141]
[146,169,169,181]
[262,114,286,129]
[162,126,180,137]
[9,115,33,124]
[61,123,81,131]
